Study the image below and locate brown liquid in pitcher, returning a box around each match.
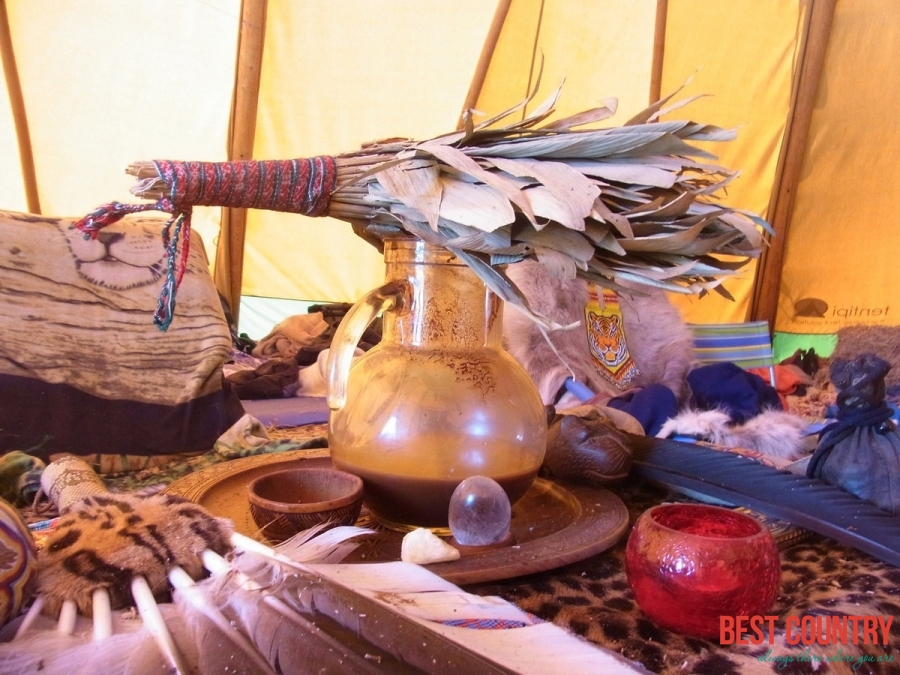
[336,462,537,529]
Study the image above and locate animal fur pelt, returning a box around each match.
[36,492,233,617]
[656,408,810,463]
[503,259,696,407]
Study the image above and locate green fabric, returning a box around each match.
[0,451,46,506]
[3,435,328,503]
[773,332,838,362]
[101,436,328,493]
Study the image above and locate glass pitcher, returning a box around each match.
[326,236,547,531]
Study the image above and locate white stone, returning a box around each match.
[400,528,461,565]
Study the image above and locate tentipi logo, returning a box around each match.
[794,298,828,318]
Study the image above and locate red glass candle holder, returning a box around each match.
[625,503,781,639]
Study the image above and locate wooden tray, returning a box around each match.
[163,449,629,585]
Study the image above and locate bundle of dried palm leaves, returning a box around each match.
[117,82,770,328]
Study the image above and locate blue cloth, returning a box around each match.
[687,362,782,424]
[607,383,679,436]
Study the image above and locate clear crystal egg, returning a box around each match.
[448,475,511,546]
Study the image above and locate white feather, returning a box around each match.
[273,523,374,564]
[0,522,646,674]
[0,606,186,675]
[170,565,277,675]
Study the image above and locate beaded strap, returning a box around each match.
[72,156,338,329]
[40,456,108,513]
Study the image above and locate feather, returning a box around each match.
[0,605,192,675]
[164,527,382,674]
[166,526,379,674]
[292,561,648,675]
[1,524,646,674]
[273,523,374,564]
[174,530,645,673]
[169,565,276,675]
[194,562,408,674]
[216,553,527,674]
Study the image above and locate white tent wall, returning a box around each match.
[2,0,898,352]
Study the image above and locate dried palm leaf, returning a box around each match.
[327,100,765,321]
[76,83,770,329]
[327,108,765,319]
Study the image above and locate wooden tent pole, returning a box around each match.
[214,0,268,323]
[649,0,668,104]
[751,0,836,326]
[0,0,40,214]
[457,0,514,128]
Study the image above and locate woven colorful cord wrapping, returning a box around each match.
[73,156,338,330]
[441,617,544,629]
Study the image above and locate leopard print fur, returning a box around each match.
[37,492,232,617]
[467,479,900,674]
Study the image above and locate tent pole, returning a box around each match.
[523,0,545,115]
[458,0,513,129]
[0,0,40,214]
[751,0,836,327]
[215,0,268,324]
[649,0,668,104]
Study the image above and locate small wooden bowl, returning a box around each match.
[247,467,363,542]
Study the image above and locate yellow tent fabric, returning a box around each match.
[2,0,899,342]
[243,0,497,304]
[1,0,239,248]
[659,0,801,324]
[473,0,800,324]
[775,0,900,336]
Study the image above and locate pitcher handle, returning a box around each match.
[326,280,405,410]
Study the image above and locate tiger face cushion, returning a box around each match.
[0,210,243,458]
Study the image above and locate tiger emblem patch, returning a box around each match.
[587,312,627,368]
[584,286,639,389]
